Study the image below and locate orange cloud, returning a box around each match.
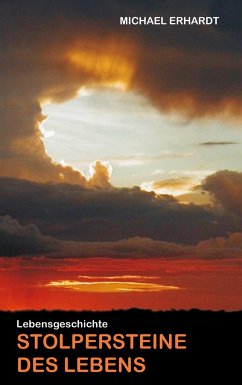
[66,40,135,89]
[141,177,196,196]
[77,275,160,280]
[141,176,212,205]
[44,279,180,293]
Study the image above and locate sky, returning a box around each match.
[0,0,242,310]
[42,89,242,194]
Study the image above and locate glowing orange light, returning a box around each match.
[45,280,180,293]
[66,45,135,89]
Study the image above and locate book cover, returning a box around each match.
[0,1,241,383]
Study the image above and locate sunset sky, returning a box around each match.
[1,0,242,310]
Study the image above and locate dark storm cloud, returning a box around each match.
[0,215,57,256]
[0,177,239,245]
[1,213,242,259]
[202,170,242,216]
[2,1,242,106]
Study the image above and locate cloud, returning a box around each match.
[88,160,113,188]
[0,176,240,250]
[196,232,242,259]
[140,176,212,205]
[60,237,188,258]
[0,98,112,186]
[1,1,242,184]
[202,170,242,216]
[1,208,242,260]
[0,214,188,258]
[54,232,242,259]
[45,280,180,292]
[199,141,238,146]
[0,215,57,256]
[1,212,242,260]
[141,177,196,195]
[107,152,192,167]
